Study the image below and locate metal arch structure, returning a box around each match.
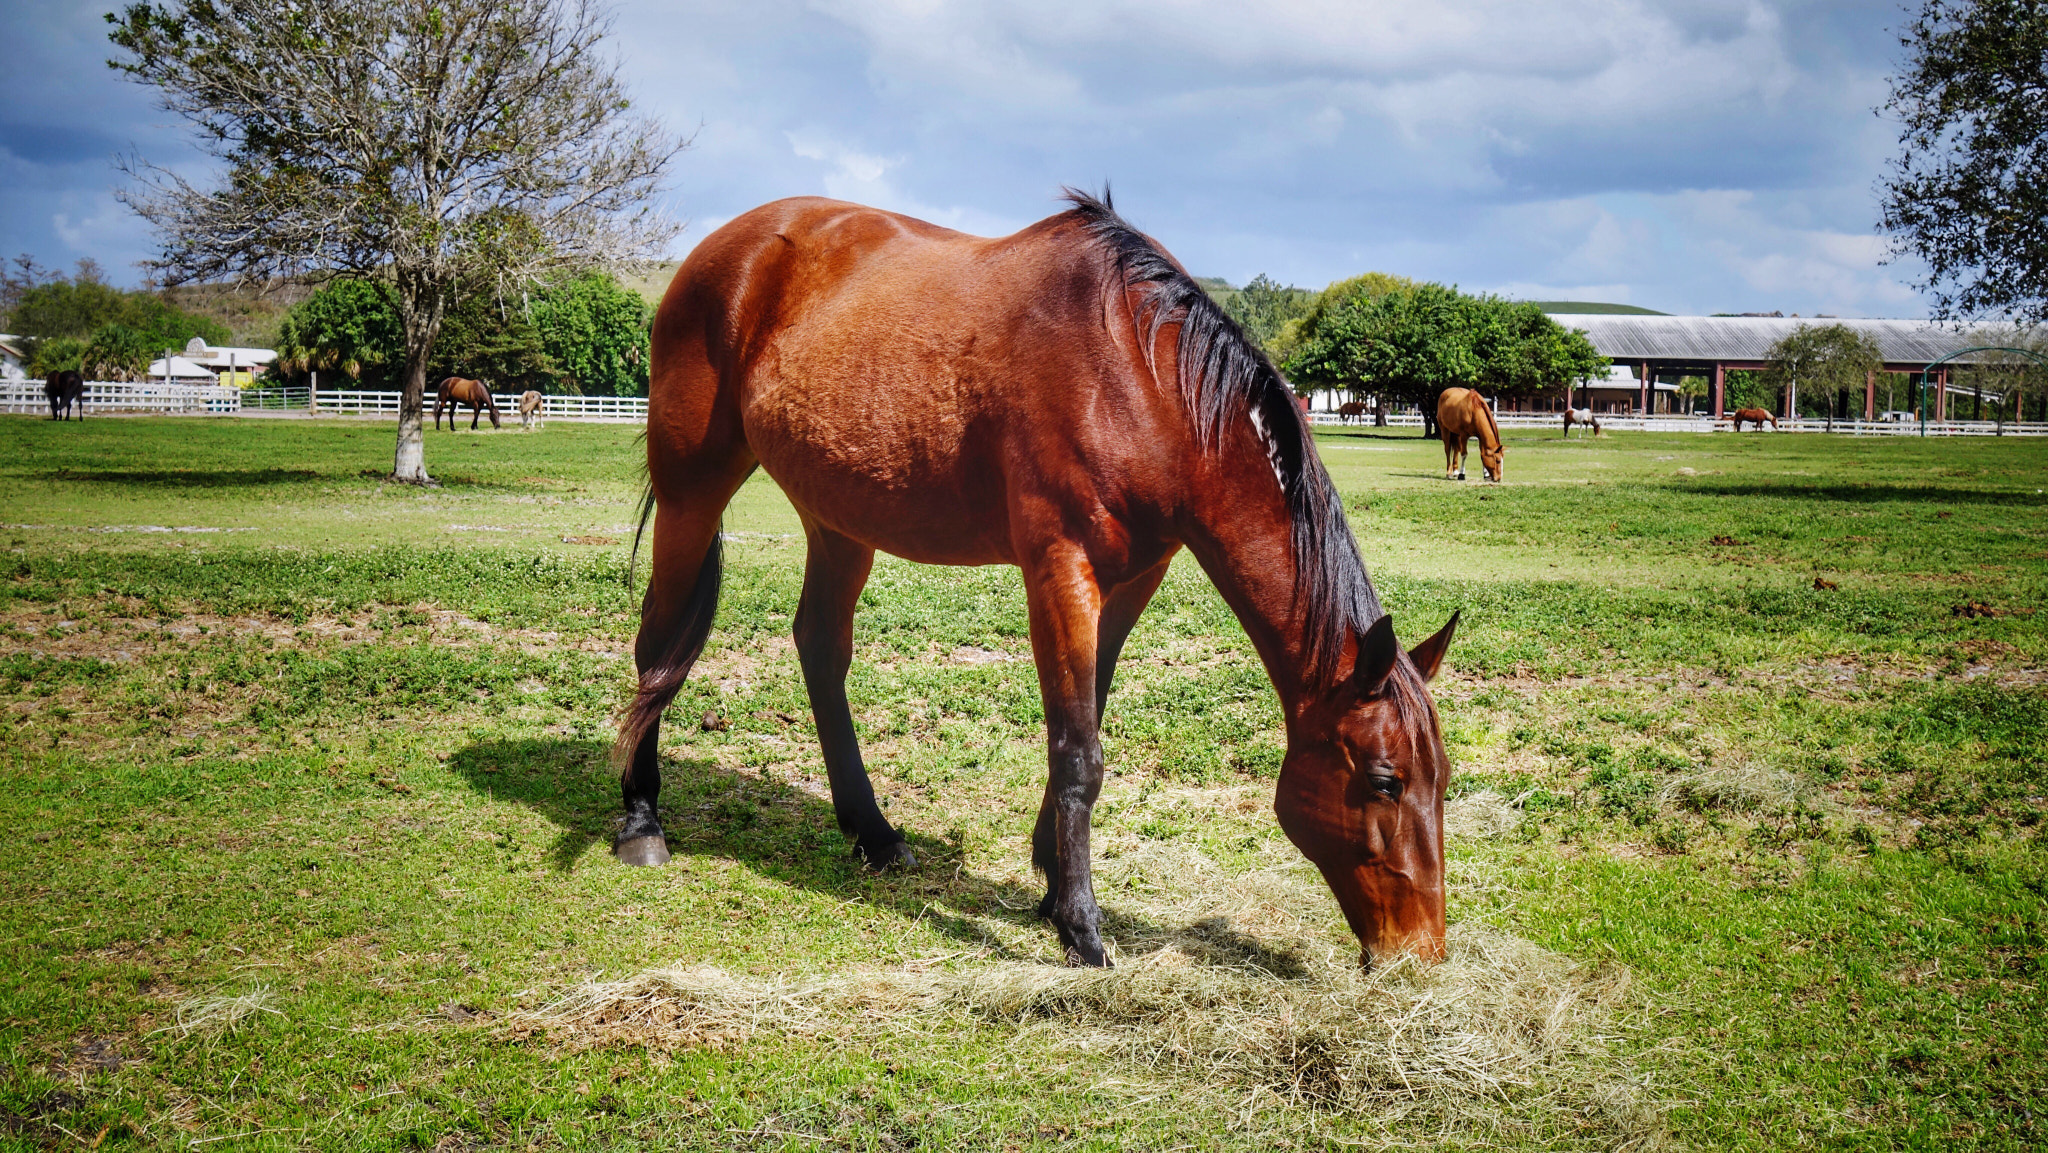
[1916,346,2048,436]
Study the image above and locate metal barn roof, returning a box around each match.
[1544,314,2010,366]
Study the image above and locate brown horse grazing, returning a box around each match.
[1562,407,1599,438]
[1731,407,1777,431]
[618,190,1460,969]
[1436,388,1504,481]
[518,390,545,431]
[44,371,85,421]
[1336,400,1367,425]
[434,377,501,430]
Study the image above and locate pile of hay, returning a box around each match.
[512,832,1669,1146]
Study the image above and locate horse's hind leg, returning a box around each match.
[614,464,754,866]
[793,523,911,869]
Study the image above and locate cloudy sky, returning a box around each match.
[1,0,1930,317]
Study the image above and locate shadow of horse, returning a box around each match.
[36,468,324,488]
[1668,481,2039,506]
[447,736,1306,974]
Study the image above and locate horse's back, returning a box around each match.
[1437,388,1484,436]
[650,199,1170,565]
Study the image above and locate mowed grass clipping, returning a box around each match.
[0,415,2043,1151]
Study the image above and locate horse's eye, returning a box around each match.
[1365,774,1403,801]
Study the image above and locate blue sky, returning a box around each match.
[1,0,1932,317]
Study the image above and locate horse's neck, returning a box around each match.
[1178,439,1364,715]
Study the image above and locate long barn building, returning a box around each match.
[1545,314,2013,420]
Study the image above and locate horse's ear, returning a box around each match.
[1407,611,1459,681]
[1354,614,1401,694]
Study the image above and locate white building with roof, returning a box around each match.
[0,336,26,383]
[1544,314,2015,419]
[174,336,277,387]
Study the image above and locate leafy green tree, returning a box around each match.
[274,279,404,387]
[1763,324,1886,430]
[1223,274,1314,362]
[1286,284,1476,434]
[5,260,229,355]
[529,272,651,395]
[1470,300,1609,401]
[81,324,157,381]
[1723,369,1776,413]
[432,289,557,390]
[1286,283,1605,433]
[1880,0,2048,321]
[111,0,683,482]
[25,336,86,378]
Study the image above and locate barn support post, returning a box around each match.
[1864,370,1876,421]
[1713,363,1726,420]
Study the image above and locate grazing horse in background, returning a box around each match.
[44,371,84,421]
[518,390,545,431]
[434,377,501,430]
[1562,407,1599,438]
[1732,407,1777,431]
[1336,400,1367,425]
[618,190,1461,970]
[1436,387,1504,482]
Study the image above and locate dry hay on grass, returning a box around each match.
[512,838,1667,1147]
[1661,754,1807,815]
[159,987,281,1037]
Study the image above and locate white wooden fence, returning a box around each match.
[1308,409,2048,437]
[6,380,2041,436]
[0,379,242,415]
[1,381,649,422]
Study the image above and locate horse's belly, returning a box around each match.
[743,382,1016,566]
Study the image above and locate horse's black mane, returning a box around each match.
[1061,187,1386,684]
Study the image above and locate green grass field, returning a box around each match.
[1,416,2043,1151]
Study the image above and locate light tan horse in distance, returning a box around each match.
[434,377,501,430]
[1436,388,1504,482]
[1562,407,1600,438]
[518,390,545,431]
[1731,407,1777,431]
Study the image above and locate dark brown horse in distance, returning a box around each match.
[434,377,501,430]
[44,371,84,421]
[1436,387,1503,481]
[1732,407,1777,431]
[618,190,1460,970]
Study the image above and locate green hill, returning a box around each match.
[1527,301,1667,315]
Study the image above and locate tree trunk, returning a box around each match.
[393,280,446,483]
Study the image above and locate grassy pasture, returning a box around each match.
[0,415,2044,1151]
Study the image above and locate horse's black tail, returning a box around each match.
[612,525,723,771]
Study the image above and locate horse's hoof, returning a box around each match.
[615,835,671,867]
[1063,940,1112,968]
[855,840,916,871]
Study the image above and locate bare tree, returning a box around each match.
[110,0,684,481]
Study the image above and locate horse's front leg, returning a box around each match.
[794,524,911,869]
[1021,543,1116,966]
